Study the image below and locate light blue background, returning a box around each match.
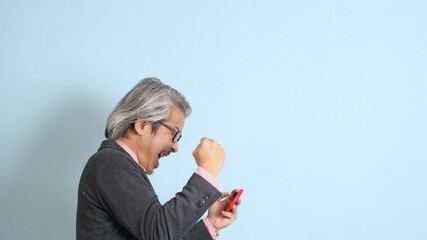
[1,1,426,239]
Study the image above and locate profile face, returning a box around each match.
[138,106,185,174]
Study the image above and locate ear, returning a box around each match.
[134,119,150,135]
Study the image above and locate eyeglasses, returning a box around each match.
[157,121,182,143]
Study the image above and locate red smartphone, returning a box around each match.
[224,189,243,211]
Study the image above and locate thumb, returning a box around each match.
[218,192,229,201]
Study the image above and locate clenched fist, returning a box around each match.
[192,137,225,177]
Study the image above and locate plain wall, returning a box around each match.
[1,1,426,239]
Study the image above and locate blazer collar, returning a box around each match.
[98,139,128,155]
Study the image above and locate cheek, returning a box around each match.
[155,131,173,147]
[149,136,167,155]
[141,137,158,159]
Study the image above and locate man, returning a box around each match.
[77,77,240,239]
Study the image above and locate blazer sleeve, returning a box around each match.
[94,151,221,240]
[182,220,214,240]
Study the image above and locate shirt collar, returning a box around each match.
[115,139,146,172]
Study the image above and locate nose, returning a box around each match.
[171,142,179,153]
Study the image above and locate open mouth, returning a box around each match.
[159,151,170,158]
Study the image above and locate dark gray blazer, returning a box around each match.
[77,140,221,240]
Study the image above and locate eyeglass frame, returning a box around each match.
[157,121,182,143]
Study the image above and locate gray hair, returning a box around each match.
[105,77,192,140]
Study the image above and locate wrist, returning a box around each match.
[206,216,219,232]
[195,167,221,190]
[198,165,219,177]
[203,217,219,238]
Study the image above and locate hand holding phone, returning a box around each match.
[224,189,243,211]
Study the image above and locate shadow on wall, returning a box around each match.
[0,92,109,240]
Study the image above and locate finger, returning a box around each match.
[227,190,238,200]
[218,192,230,201]
[232,188,242,194]
[236,197,242,206]
[230,202,239,213]
[201,137,214,142]
[222,209,237,219]
[192,143,201,153]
